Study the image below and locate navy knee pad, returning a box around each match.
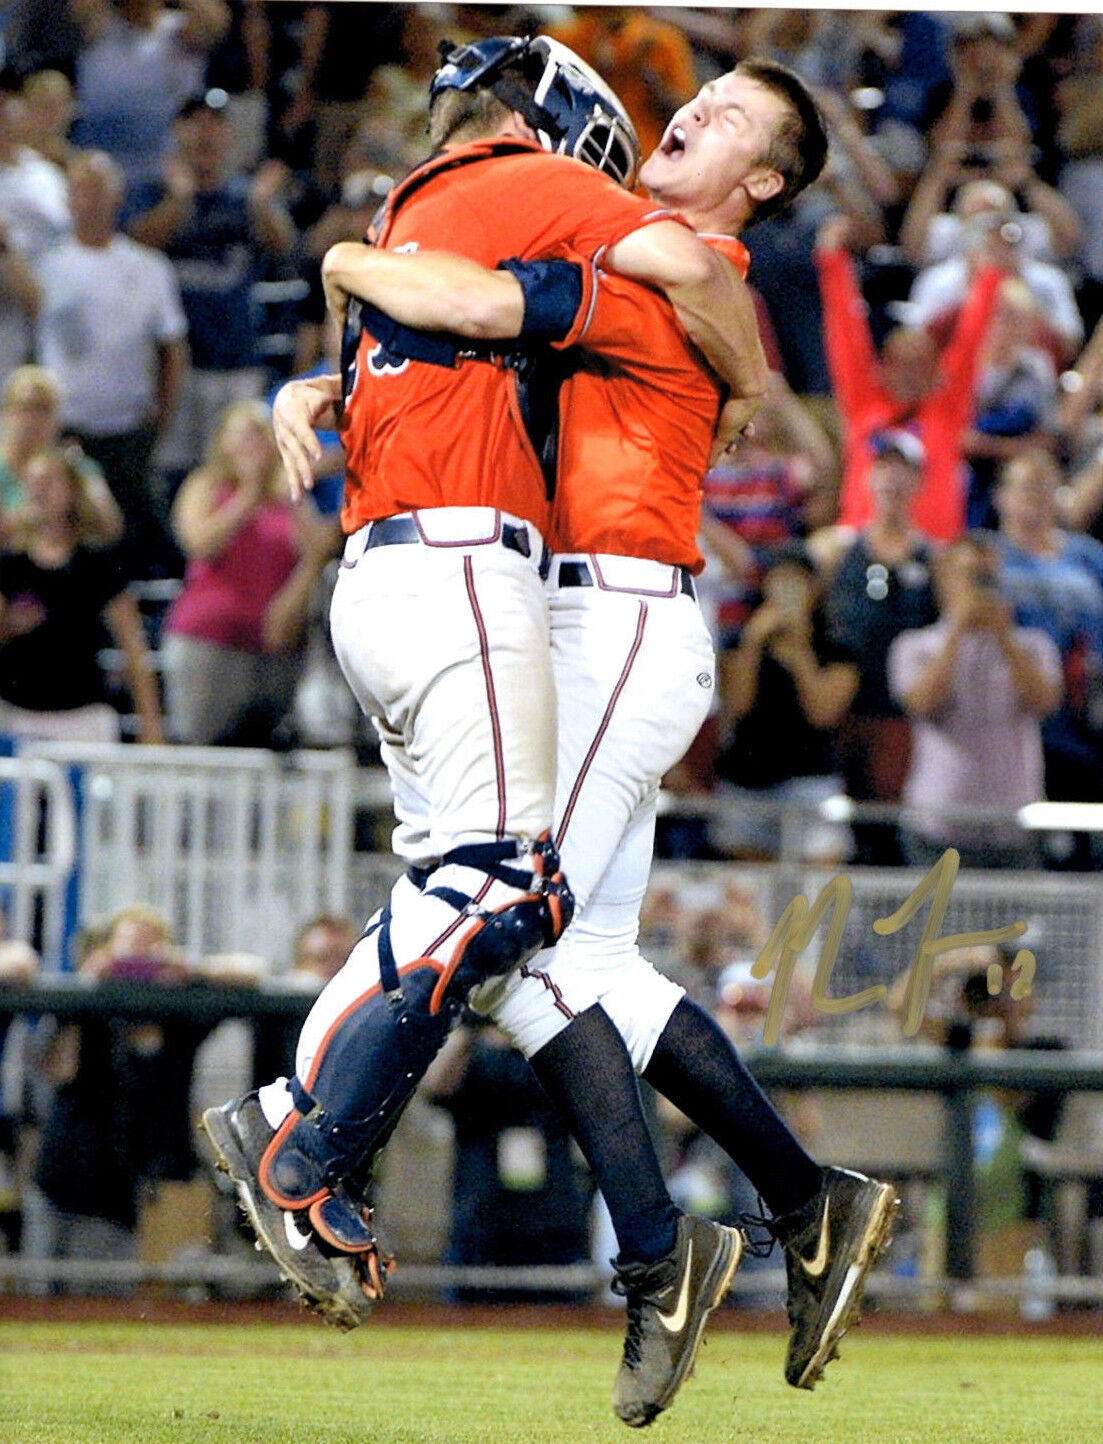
[419,834,574,1014]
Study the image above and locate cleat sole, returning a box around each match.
[794,1187,900,1391]
[201,1105,368,1332]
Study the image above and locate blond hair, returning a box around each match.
[3,365,59,413]
[206,401,286,499]
[15,444,112,546]
[106,904,174,947]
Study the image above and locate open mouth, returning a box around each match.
[661,124,687,159]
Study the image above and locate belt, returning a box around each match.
[556,558,696,600]
[366,514,532,557]
[350,513,550,577]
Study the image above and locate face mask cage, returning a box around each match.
[562,110,638,187]
[528,44,640,186]
[431,35,640,188]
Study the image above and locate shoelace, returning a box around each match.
[736,1199,779,1261]
[620,1292,645,1368]
[610,1256,677,1370]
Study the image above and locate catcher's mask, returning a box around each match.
[429,34,640,187]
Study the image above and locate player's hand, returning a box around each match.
[709,396,762,466]
[295,502,342,564]
[273,379,332,503]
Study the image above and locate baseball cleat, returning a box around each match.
[773,1166,899,1390]
[200,1092,386,1331]
[611,1213,743,1428]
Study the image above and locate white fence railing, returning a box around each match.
[19,744,358,970]
[0,754,76,965]
[4,745,1103,1036]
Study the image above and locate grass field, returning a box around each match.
[2,1318,1102,1444]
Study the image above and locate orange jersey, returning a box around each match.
[339,139,677,537]
[550,233,751,569]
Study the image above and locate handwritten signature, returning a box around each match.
[751,848,1035,1046]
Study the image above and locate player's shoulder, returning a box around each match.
[697,232,751,277]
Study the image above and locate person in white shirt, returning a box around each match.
[0,68,70,393]
[35,150,188,576]
[908,203,1084,369]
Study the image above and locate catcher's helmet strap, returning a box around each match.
[489,74,563,141]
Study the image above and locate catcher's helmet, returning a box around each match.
[430,34,640,187]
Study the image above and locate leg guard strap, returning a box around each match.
[260,965,456,1213]
[421,833,575,1016]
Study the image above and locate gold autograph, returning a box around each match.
[750,849,1035,1046]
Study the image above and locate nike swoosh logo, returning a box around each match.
[657,1241,693,1333]
[283,1212,313,1252]
[798,1200,830,1278]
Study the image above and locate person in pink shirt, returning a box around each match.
[815,212,1003,541]
[162,400,337,743]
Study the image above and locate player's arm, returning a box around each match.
[321,244,525,339]
[322,230,768,416]
[602,220,769,411]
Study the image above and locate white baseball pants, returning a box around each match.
[329,507,556,861]
[472,553,717,1070]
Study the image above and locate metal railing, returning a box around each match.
[0,755,76,964]
[2,972,1102,1305]
[17,743,357,969]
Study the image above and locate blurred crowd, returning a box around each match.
[0,4,1100,869]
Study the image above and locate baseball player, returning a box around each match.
[276,58,899,1411]
[204,37,762,1428]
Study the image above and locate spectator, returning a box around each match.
[1058,433,1103,548]
[272,2,405,190]
[813,85,923,248]
[889,939,1068,1283]
[425,1018,594,1301]
[900,171,1082,273]
[963,277,1059,529]
[70,0,230,193]
[992,448,1103,842]
[699,374,836,649]
[202,0,272,175]
[19,69,80,170]
[812,430,940,865]
[251,913,358,1086]
[929,14,1033,163]
[161,400,337,745]
[357,8,457,173]
[24,904,211,1293]
[710,542,857,862]
[1056,313,1103,488]
[0,365,122,544]
[0,67,71,394]
[1056,26,1103,334]
[888,533,1062,868]
[125,87,295,486]
[0,444,163,744]
[908,190,1084,371]
[34,150,188,578]
[2,0,85,81]
[816,211,1003,541]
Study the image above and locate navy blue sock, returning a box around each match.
[530,1005,679,1265]
[644,998,823,1217]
